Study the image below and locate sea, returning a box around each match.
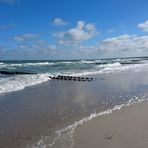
[1,57,148,148]
[1,57,148,94]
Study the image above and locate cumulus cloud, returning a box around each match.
[0,0,20,4]
[98,34,148,53]
[53,20,98,44]
[137,20,148,32]
[53,18,67,26]
[13,33,39,42]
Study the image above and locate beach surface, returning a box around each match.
[74,100,148,148]
[0,70,148,148]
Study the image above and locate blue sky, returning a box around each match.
[0,0,148,60]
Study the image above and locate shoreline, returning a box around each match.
[74,99,148,148]
[43,97,146,148]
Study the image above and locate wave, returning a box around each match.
[98,62,121,68]
[112,58,148,65]
[1,62,148,95]
[27,96,147,148]
[80,60,96,64]
[56,61,73,64]
[110,62,144,73]
[55,61,95,65]
[0,62,54,68]
[23,62,53,66]
[0,74,50,94]
[1,58,148,70]
[9,63,23,66]
[51,60,102,65]
[64,63,148,77]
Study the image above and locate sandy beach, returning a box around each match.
[74,100,148,148]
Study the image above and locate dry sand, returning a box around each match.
[74,100,148,148]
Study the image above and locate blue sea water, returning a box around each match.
[1,57,148,94]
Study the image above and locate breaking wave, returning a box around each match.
[0,74,50,94]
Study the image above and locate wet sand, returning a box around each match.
[0,77,110,148]
[74,100,148,148]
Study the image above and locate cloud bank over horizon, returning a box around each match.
[1,29,148,60]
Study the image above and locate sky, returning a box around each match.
[0,0,148,60]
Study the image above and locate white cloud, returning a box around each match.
[0,42,60,60]
[53,20,98,45]
[2,33,148,60]
[0,0,20,4]
[98,34,148,53]
[53,18,67,26]
[13,33,39,42]
[137,20,148,32]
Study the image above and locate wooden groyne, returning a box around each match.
[48,75,94,81]
[0,71,95,82]
[0,71,36,75]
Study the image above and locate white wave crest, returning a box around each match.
[51,63,148,77]
[0,74,50,94]
[9,64,23,66]
[80,60,95,64]
[0,62,54,68]
[98,62,121,68]
[57,61,73,64]
[23,62,52,66]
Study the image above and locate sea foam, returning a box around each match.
[0,74,50,94]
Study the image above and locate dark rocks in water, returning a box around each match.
[0,71,36,75]
[49,75,94,82]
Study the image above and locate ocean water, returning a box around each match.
[1,57,148,94]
